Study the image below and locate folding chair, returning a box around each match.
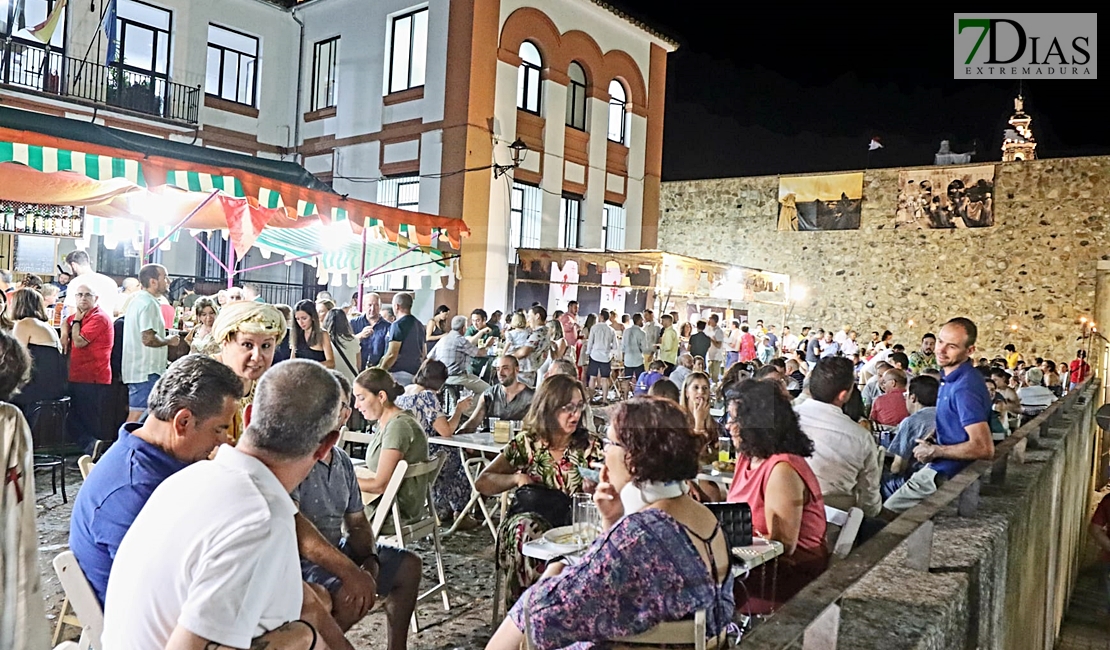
[523,603,721,649]
[339,427,374,460]
[77,455,95,480]
[368,455,450,632]
[51,551,103,650]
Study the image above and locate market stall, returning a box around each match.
[512,248,790,323]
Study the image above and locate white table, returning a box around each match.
[429,432,508,539]
[697,465,734,487]
[523,535,784,567]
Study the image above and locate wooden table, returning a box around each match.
[428,432,508,539]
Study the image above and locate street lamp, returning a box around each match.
[493,139,529,179]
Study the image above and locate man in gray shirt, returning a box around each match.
[460,355,536,432]
[621,313,650,382]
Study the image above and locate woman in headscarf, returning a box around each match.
[209,301,287,444]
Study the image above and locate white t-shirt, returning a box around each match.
[102,445,302,650]
[705,325,726,362]
[63,271,118,315]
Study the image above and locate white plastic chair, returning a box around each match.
[824,505,864,560]
[77,455,95,480]
[51,551,103,650]
[368,455,450,632]
[339,428,375,459]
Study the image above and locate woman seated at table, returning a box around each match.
[397,359,474,524]
[475,374,604,609]
[353,368,430,525]
[726,378,828,614]
[487,396,734,650]
[681,370,725,502]
[185,296,219,355]
[8,288,66,415]
[210,301,287,444]
[291,299,335,369]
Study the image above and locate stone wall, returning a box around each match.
[659,156,1110,361]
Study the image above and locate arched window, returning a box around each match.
[566,62,587,130]
[517,41,542,114]
[607,80,627,144]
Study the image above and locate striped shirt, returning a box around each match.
[122,291,167,384]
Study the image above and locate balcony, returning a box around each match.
[0,40,200,124]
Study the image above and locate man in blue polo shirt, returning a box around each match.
[349,292,391,367]
[69,354,243,605]
[883,317,994,513]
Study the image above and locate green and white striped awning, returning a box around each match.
[0,141,145,185]
[253,222,450,285]
[258,186,350,221]
[163,170,244,196]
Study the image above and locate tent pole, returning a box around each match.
[226,234,236,289]
[361,245,419,280]
[146,190,220,256]
[358,227,367,311]
[236,251,321,273]
[192,231,231,275]
[142,220,150,260]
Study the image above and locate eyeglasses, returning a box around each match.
[74,292,95,298]
[604,438,623,449]
[558,401,586,415]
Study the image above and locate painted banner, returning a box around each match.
[895,165,996,229]
[777,172,864,231]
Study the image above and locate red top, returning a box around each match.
[727,452,828,556]
[870,389,910,426]
[1070,358,1090,384]
[67,305,113,384]
[1092,494,1110,562]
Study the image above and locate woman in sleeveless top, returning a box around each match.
[291,299,334,368]
[8,288,66,413]
[426,304,451,355]
[489,396,734,650]
[324,307,361,385]
[725,378,829,615]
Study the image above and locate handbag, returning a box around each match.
[705,502,753,548]
[507,484,573,528]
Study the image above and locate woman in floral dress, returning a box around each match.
[476,374,603,610]
[396,359,474,522]
[487,397,734,650]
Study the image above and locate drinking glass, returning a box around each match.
[718,435,733,463]
[572,494,592,545]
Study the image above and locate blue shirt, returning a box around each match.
[349,314,391,367]
[69,424,187,605]
[387,314,425,375]
[931,360,991,478]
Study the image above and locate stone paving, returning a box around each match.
[1057,489,1110,650]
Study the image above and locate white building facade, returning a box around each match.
[0,0,673,312]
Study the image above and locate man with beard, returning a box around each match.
[459,355,536,432]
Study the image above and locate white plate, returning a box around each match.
[542,525,585,553]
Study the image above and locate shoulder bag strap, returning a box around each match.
[335,341,358,376]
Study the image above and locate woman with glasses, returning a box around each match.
[476,374,604,610]
[726,379,828,615]
[487,397,733,650]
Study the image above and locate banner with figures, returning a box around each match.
[895,165,996,229]
[777,172,863,231]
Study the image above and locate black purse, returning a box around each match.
[705,501,753,548]
[507,484,573,528]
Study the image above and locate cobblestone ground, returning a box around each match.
[36,466,498,650]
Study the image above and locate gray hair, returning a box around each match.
[243,360,340,459]
[148,354,245,423]
[451,315,468,332]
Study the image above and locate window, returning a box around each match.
[206,24,258,105]
[388,8,428,94]
[2,0,67,93]
[516,41,542,114]
[311,37,339,111]
[602,203,626,250]
[566,62,587,130]
[558,195,582,249]
[2,0,66,48]
[607,80,627,144]
[378,176,420,211]
[510,183,542,253]
[109,0,172,114]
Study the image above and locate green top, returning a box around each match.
[365,411,430,525]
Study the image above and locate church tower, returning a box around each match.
[1001,95,1037,162]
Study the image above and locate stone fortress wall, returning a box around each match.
[659,156,1110,363]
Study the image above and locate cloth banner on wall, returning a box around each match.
[600,263,627,314]
[894,164,996,229]
[709,269,790,305]
[777,172,864,231]
[547,261,580,312]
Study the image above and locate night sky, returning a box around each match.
[606,4,1109,181]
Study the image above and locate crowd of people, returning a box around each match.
[1,254,1095,649]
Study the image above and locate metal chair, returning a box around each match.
[29,397,72,503]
